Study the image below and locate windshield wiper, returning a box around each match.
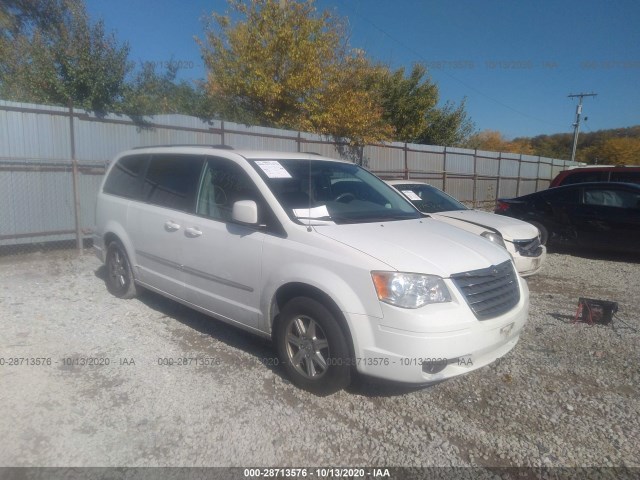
[331,214,418,224]
[295,216,333,221]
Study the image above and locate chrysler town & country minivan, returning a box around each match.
[94,146,529,394]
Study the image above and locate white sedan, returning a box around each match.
[388,180,546,276]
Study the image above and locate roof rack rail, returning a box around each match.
[132,144,234,150]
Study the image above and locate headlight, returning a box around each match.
[371,272,451,309]
[481,231,506,249]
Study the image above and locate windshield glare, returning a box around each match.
[394,184,467,213]
[250,159,420,224]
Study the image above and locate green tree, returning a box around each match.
[418,98,474,146]
[0,0,130,112]
[198,0,392,146]
[374,64,437,142]
[373,64,473,146]
[0,0,71,39]
[529,134,572,159]
[121,62,216,119]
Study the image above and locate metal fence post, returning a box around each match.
[496,152,502,203]
[442,147,448,192]
[472,149,478,208]
[69,101,82,254]
[516,154,523,197]
[403,143,409,179]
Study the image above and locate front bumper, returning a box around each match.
[511,245,546,277]
[345,276,529,384]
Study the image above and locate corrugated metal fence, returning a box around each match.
[0,99,580,252]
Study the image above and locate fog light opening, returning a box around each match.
[422,359,448,374]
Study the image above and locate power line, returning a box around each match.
[338,2,566,131]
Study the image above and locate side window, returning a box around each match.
[143,155,204,211]
[103,155,147,199]
[582,188,639,208]
[196,157,264,223]
[542,188,580,204]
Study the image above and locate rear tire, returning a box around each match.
[105,240,139,299]
[275,297,352,395]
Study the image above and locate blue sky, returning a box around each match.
[85,0,640,139]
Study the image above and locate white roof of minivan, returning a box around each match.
[236,150,348,162]
[127,145,349,163]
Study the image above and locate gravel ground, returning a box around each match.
[0,248,638,471]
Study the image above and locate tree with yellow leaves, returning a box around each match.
[585,137,640,165]
[464,130,535,154]
[199,0,392,148]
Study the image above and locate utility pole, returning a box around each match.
[568,92,597,162]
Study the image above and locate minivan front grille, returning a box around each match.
[451,261,520,320]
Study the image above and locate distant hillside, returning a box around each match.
[514,126,640,164]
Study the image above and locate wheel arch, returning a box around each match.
[526,220,549,245]
[103,230,139,299]
[104,231,121,249]
[271,283,356,362]
[101,222,137,266]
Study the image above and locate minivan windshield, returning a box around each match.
[250,159,421,224]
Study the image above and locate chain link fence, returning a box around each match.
[0,99,581,256]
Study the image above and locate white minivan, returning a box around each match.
[94,146,529,394]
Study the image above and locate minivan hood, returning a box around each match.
[432,210,538,241]
[314,218,511,277]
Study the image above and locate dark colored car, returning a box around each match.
[550,165,640,187]
[495,182,640,253]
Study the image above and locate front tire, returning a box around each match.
[275,297,352,395]
[105,240,139,299]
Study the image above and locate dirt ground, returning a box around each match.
[0,248,638,476]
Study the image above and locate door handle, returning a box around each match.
[185,227,203,238]
[164,220,181,232]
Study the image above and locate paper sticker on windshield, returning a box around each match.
[255,160,292,178]
[402,190,421,201]
[293,205,330,219]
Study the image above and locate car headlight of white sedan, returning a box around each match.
[481,231,506,249]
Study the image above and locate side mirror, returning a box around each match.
[232,200,258,225]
